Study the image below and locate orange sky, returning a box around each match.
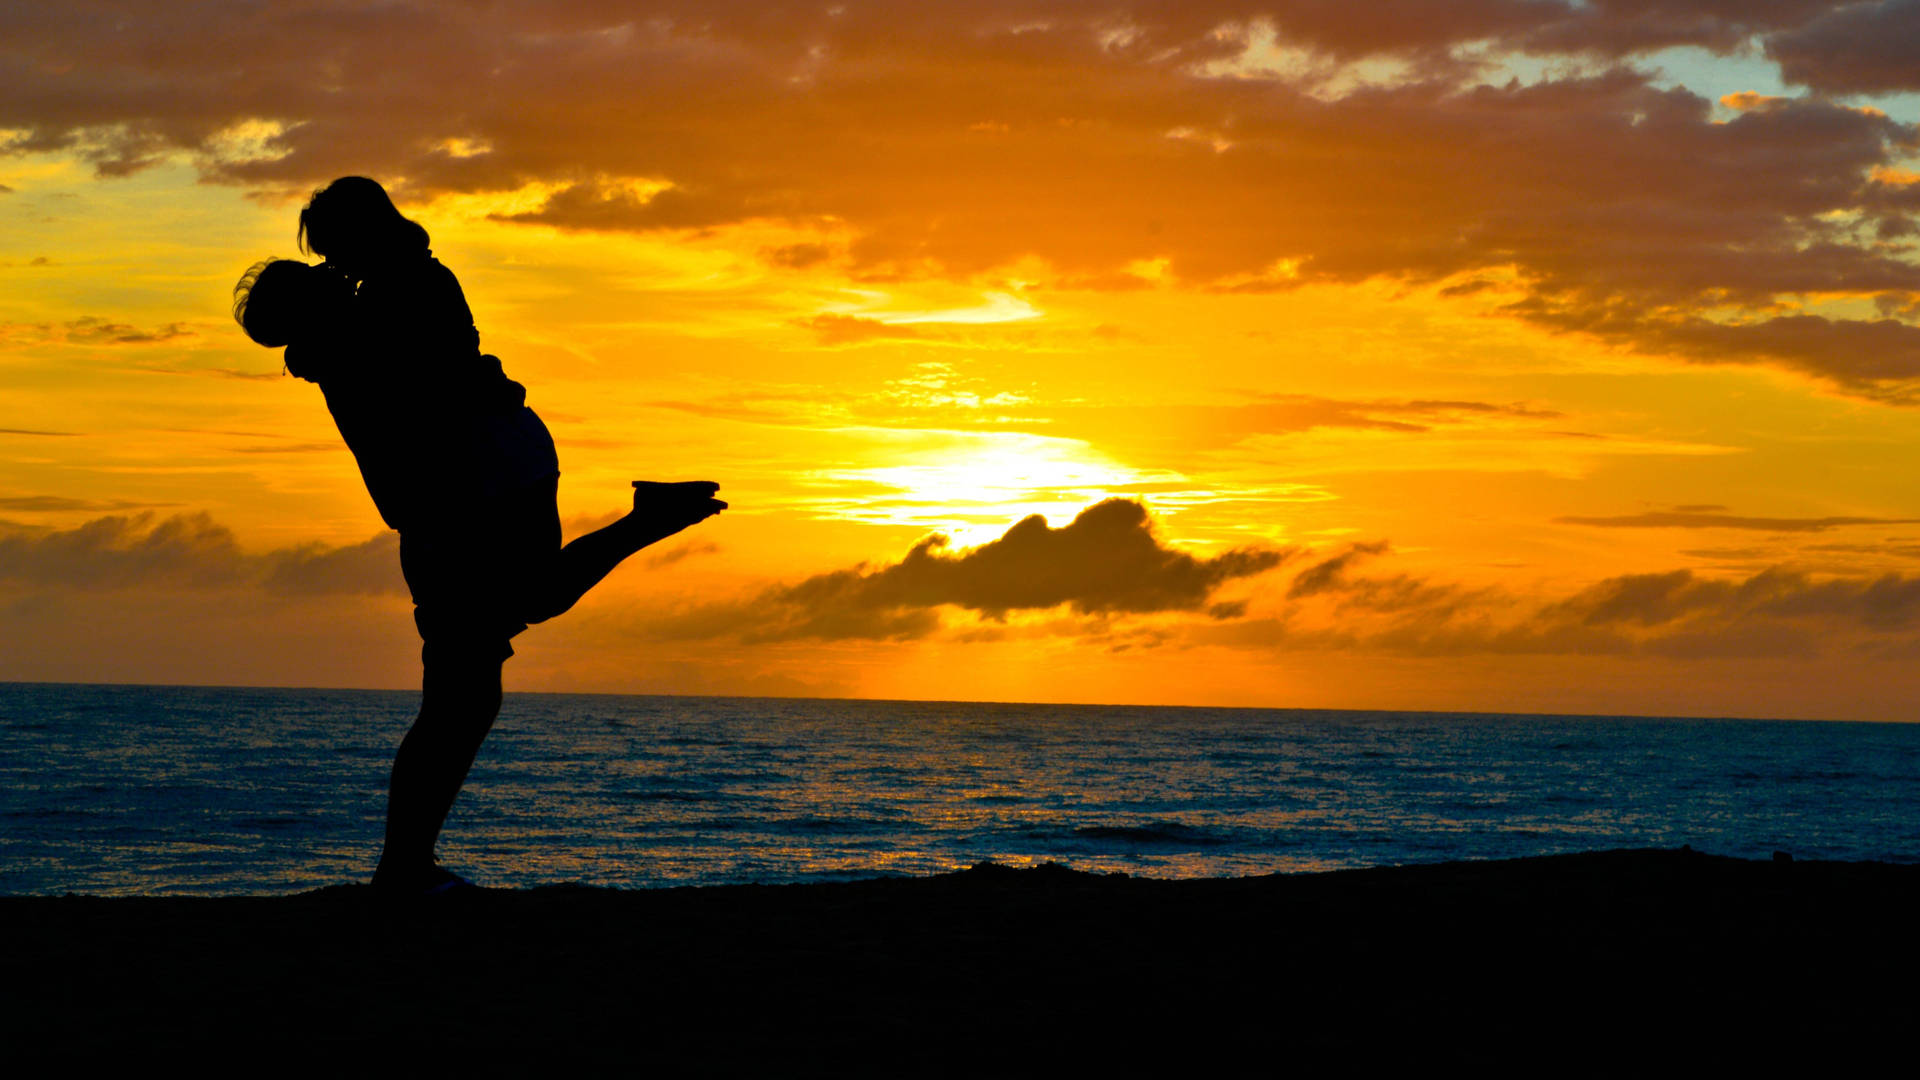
[5,2,1920,719]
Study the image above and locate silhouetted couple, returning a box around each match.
[236,177,725,895]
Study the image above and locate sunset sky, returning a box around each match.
[5,1,1920,719]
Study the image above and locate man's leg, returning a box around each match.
[373,646,504,890]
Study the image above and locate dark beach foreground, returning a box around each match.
[8,849,1917,1068]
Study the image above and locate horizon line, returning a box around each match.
[2,676,1892,726]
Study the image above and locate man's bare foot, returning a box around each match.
[372,861,481,898]
[629,479,726,532]
[632,480,720,499]
[632,480,723,515]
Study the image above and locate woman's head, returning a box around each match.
[297,176,429,273]
[233,258,352,347]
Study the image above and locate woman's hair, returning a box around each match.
[233,258,311,347]
[297,176,430,263]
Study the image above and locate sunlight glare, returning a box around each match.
[806,431,1182,545]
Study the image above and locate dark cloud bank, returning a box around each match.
[5,3,1919,395]
[653,498,1293,642]
[1210,537,1920,660]
[0,512,403,597]
[1556,510,1920,531]
[12,501,1920,662]
[630,498,1920,660]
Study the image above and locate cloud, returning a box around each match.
[1209,542,1920,660]
[0,512,404,595]
[642,539,720,569]
[794,498,1289,615]
[0,512,248,590]
[491,177,724,230]
[789,312,1044,348]
[140,365,283,382]
[260,532,405,597]
[1681,545,1769,557]
[1243,395,1561,435]
[643,498,1293,642]
[794,314,924,346]
[1556,510,1920,532]
[15,506,1920,671]
[645,388,1567,457]
[1720,91,1790,114]
[1766,0,1920,93]
[0,429,79,438]
[62,317,195,346]
[0,495,173,512]
[1802,540,1920,557]
[1546,565,1920,633]
[1516,2,1837,59]
[763,242,833,269]
[1288,540,1390,598]
[1,317,198,347]
[230,442,347,454]
[5,4,1918,394]
[1520,306,1920,399]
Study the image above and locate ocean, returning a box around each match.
[3,682,1917,896]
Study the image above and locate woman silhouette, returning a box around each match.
[236,177,724,894]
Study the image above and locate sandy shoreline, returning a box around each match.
[8,848,1917,1066]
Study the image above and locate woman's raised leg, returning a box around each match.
[523,480,724,623]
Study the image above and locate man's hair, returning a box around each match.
[232,258,313,347]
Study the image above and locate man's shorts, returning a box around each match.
[399,473,561,665]
[398,406,563,665]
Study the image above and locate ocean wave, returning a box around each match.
[231,815,307,830]
[11,683,1920,894]
[767,815,902,837]
[1062,822,1232,848]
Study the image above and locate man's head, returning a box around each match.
[233,259,351,347]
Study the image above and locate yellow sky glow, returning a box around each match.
[6,4,1920,718]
